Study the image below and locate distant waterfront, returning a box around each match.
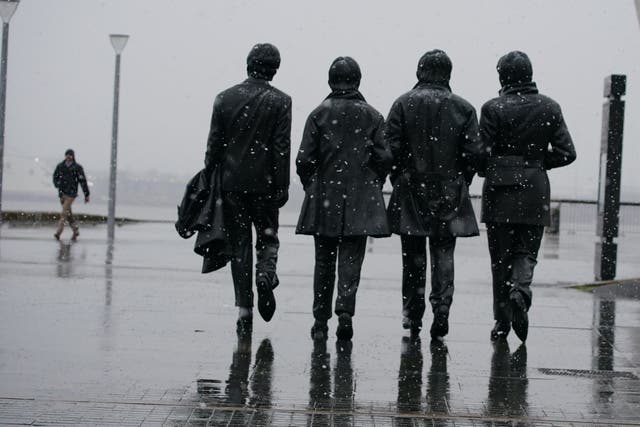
[3,198,640,236]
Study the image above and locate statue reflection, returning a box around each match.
[485,340,528,423]
[397,336,423,415]
[396,338,450,424]
[308,339,331,425]
[56,241,73,278]
[197,334,274,426]
[249,339,274,425]
[225,334,252,406]
[308,340,354,426]
[426,340,450,425]
[333,340,354,426]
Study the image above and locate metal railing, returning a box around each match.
[468,195,640,235]
[381,191,640,235]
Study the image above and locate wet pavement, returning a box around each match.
[1,222,639,426]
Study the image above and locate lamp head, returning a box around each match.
[0,0,19,24]
[109,34,129,54]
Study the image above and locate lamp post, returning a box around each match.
[107,34,128,243]
[0,0,18,233]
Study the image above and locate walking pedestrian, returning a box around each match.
[479,51,576,342]
[52,149,90,241]
[203,43,292,334]
[386,49,483,340]
[296,56,392,341]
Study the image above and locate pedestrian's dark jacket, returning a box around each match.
[204,77,292,194]
[296,89,392,237]
[52,161,90,198]
[385,62,483,237]
[175,167,231,273]
[479,53,577,226]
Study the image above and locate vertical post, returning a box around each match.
[107,53,121,242]
[0,0,18,235]
[0,22,10,233]
[595,75,626,281]
[107,34,128,243]
[547,203,560,235]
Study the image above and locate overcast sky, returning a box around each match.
[4,0,640,199]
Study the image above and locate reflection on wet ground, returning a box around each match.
[396,337,453,426]
[397,337,423,414]
[485,341,528,421]
[56,241,73,277]
[426,340,450,418]
[1,224,640,425]
[195,336,274,425]
[306,340,355,426]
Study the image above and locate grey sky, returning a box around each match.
[4,0,640,199]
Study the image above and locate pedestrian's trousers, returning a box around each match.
[223,192,279,309]
[312,236,367,321]
[400,234,456,321]
[486,222,544,322]
[56,195,78,236]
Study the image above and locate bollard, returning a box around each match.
[595,75,626,281]
[547,203,560,234]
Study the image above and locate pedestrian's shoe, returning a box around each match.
[430,306,449,341]
[256,278,276,322]
[54,233,61,241]
[310,319,328,341]
[71,230,80,241]
[336,313,353,341]
[490,320,511,341]
[510,293,529,342]
[402,317,422,336]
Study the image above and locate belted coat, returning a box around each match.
[479,82,576,226]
